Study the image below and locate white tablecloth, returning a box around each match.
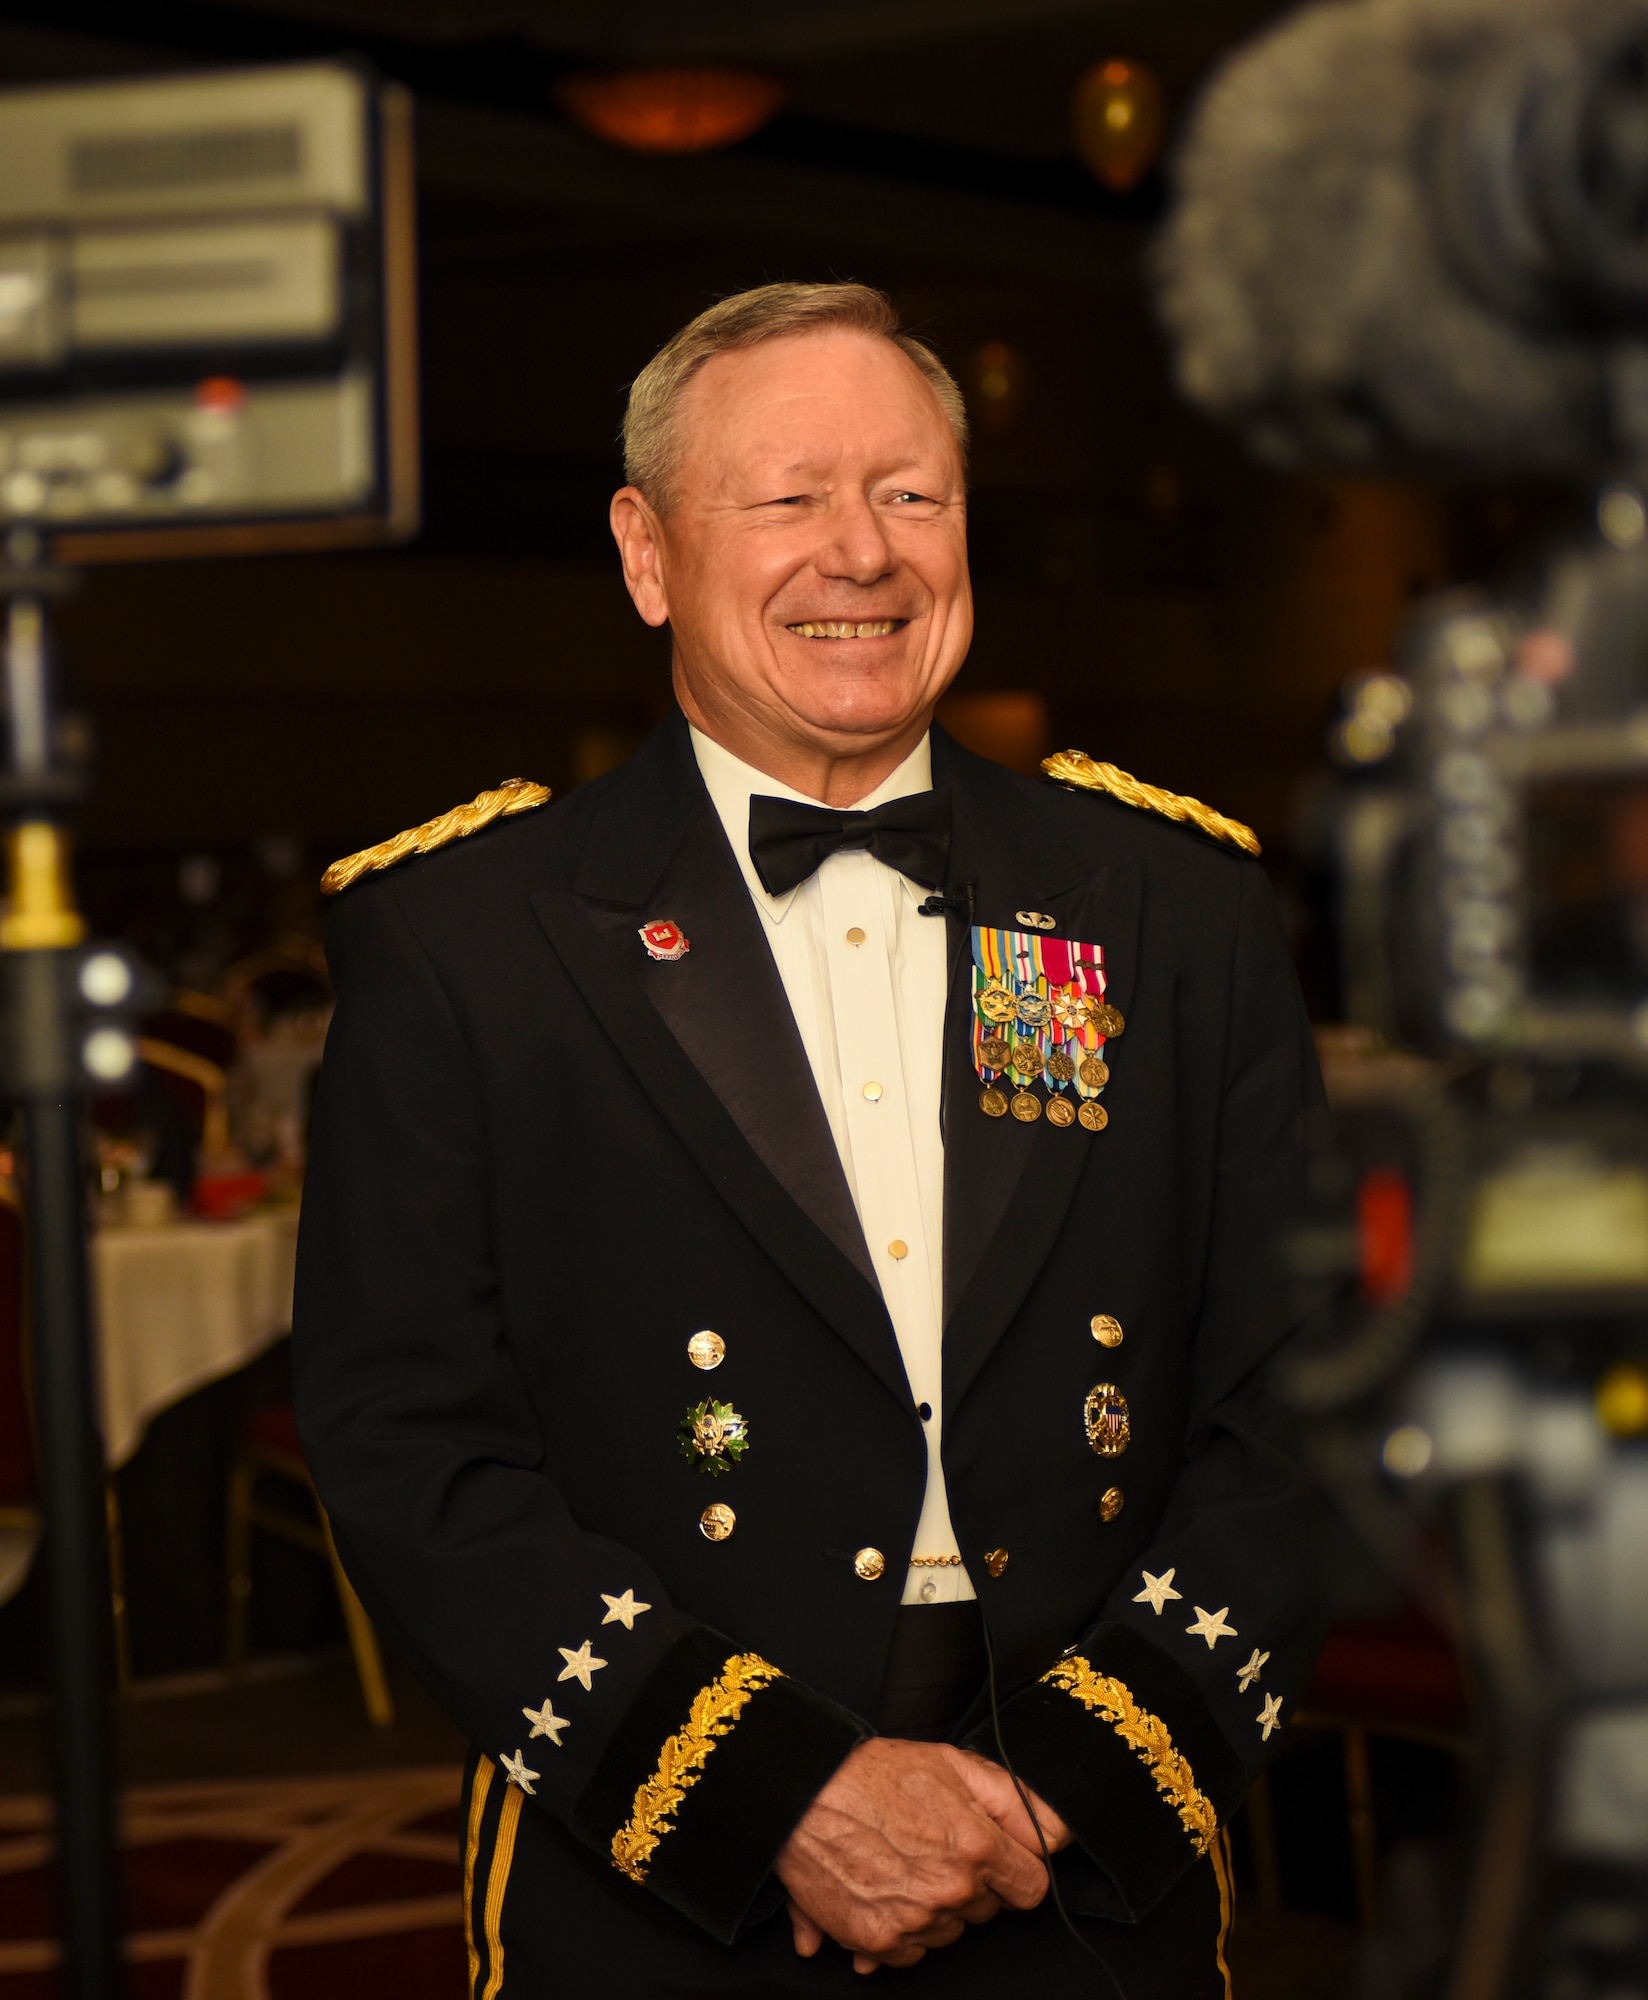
[94,1208,300,1469]
[0,1208,300,1609]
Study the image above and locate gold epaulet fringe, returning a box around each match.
[1041,749,1260,856]
[321,778,552,896]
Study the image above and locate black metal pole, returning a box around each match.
[0,550,119,1998]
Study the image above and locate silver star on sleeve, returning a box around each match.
[557,1640,608,1690]
[500,1749,540,1794]
[522,1699,568,1745]
[1257,1693,1283,1741]
[1132,1568,1183,1615]
[600,1590,652,1630]
[1236,1648,1270,1693]
[1185,1605,1238,1649]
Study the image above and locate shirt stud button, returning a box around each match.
[887,1239,908,1261]
[862,1081,884,1102]
[918,1401,932,1421]
[919,1577,938,1602]
[845,926,867,945]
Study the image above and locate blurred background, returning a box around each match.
[0,1,1541,1992]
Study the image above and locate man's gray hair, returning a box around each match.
[622,281,969,511]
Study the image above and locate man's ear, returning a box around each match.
[610,487,671,629]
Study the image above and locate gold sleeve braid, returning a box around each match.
[1041,749,1260,857]
[1040,1655,1218,1855]
[611,1653,786,1884]
[320,778,552,896]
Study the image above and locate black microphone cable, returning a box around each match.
[977,1605,1126,1993]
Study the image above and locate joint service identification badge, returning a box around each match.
[1085,1382,1131,1457]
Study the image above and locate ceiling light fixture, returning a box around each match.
[1071,59,1168,192]
[556,67,785,156]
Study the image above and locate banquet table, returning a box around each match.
[95,1207,299,1470]
[0,1207,299,1614]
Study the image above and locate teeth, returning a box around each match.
[788,620,899,639]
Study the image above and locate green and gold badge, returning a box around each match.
[678,1399,749,1476]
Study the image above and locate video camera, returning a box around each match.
[1156,3,1648,1994]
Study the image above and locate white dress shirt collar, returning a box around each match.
[689,724,934,926]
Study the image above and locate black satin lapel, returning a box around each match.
[578,804,873,1289]
[941,831,1142,1413]
[531,880,909,1403]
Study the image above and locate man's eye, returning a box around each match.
[890,490,936,505]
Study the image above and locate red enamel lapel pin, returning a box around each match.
[639,919,690,961]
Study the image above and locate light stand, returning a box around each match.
[0,528,119,1998]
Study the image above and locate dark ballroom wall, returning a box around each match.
[1,3,1571,966]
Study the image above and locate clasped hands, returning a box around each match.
[775,1738,1073,1974]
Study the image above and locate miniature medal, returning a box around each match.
[972,923,1119,1127]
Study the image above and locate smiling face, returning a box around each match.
[610,328,972,803]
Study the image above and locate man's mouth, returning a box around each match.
[785,619,904,640]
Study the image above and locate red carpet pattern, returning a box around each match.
[0,1767,466,1999]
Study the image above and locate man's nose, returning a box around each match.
[816,492,895,583]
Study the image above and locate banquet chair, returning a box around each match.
[0,1177,132,1687]
[92,1040,232,1207]
[224,1400,394,1726]
[1244,1602,1472,1927]
[133,1040,231,1158]
[141,991,238,1073]
[223,940,331,1038]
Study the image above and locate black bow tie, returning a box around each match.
[747,789,952,898]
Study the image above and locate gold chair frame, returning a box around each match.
[133,1038,231,1158]
[224,1425,394,1728]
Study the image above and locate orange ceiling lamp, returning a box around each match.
[1070,59,1168,192]
[968,340,1029,435]
[557,67,785,155]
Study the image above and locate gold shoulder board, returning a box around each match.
[321,778,553,896]
[1041,749,1259,856]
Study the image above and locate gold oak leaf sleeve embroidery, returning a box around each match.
[611,1653,787,1884]
[1040,1655,1218,1855]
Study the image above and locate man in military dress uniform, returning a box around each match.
[294,282,1327,1994]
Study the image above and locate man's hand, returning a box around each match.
[954,1748,1074,1861]
[776,1738,1051,1973]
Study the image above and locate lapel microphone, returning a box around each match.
[917,884,975,920]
